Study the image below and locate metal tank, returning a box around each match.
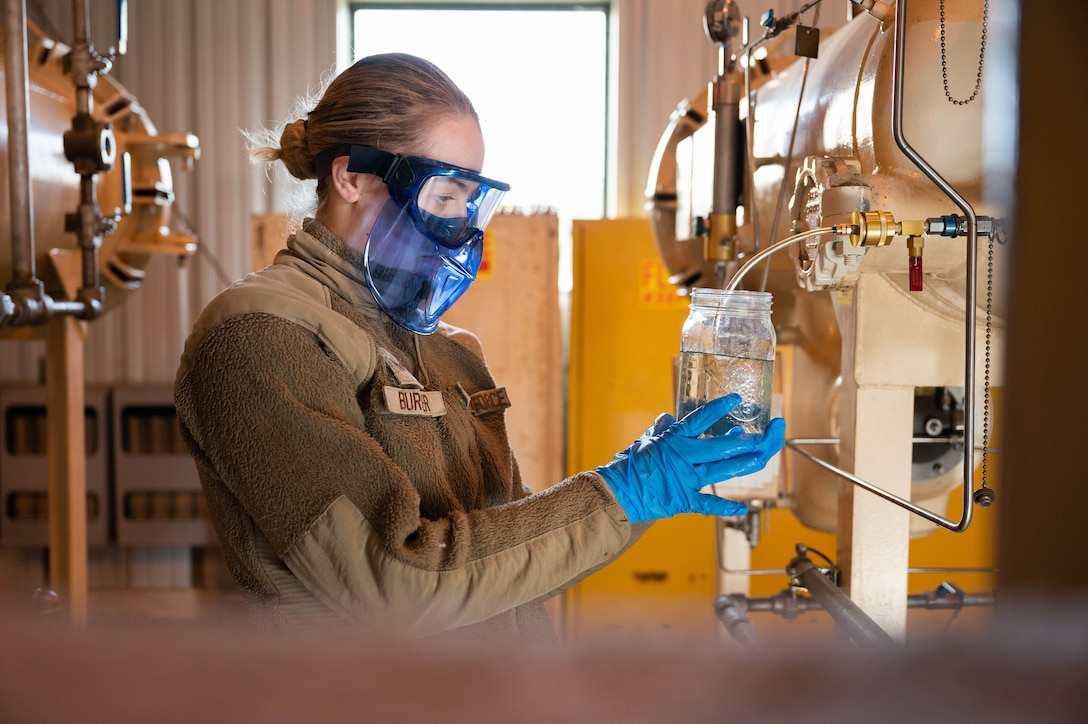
[647,0,1011,636]
[649,0,1007,536]
[0,4,201,625]
[0,17,198,336]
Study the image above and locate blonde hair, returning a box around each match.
[247,53,478,213]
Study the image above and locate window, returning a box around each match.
[351,2,609,290]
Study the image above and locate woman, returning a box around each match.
[174,53,785,640]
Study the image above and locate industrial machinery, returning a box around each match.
[1,3,198,331]
[0,0,200,624]
[646,0,1009,641]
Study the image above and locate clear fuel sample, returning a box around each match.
[677,351,773,435]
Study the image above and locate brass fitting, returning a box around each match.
[705,213,738,261]
[899,219,925,237]
[849,210,896,247]
[906,234,924,258]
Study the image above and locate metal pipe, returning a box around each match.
[908,567,997,575]
[791,436,1000,452]
[4,0,35,283]
[909,584,995,610]
[892,0,977,533]
[68,0,108,319]
[726,588,995,617]
[1,0,54,326]
[787,438,961,529]
[741,43,763,257]
[2,0,111,326]
[787,552,897,647]
[711,62,740,224]
[740,592,822,615]
[787,439,1000,531]
[704,1,744,280]
[714,593,762,649]
[72,0,93,142]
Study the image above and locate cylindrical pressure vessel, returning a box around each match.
[0,21,198,337]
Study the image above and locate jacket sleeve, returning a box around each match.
[176,312,636,637]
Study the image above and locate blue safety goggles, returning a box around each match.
[338,145,509,248]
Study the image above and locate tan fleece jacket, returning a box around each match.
[174,219,642,640]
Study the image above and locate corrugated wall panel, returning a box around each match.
[612,0,720,217]
[267,0,342,215]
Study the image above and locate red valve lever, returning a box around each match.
[909,255,923,292]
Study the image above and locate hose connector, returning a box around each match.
[925,215,1003,239]
[849,210,897,247]
[833,213,930,291]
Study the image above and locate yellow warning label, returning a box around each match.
[637,258,688,309]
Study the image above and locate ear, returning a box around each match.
[329,156,364,203]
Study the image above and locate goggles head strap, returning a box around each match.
[346,146,415,188]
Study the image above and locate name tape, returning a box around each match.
[383,386,446,417]
[467,387,511,417]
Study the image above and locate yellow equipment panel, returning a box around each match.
[563,218,721,641]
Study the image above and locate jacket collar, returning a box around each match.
[277,217,383,319]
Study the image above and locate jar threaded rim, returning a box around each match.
[688,287,772,311]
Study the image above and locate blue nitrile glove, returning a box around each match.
[596,393,787,523]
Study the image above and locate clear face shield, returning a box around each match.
[338,146,509,334]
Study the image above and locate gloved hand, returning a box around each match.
[596,393,786,523]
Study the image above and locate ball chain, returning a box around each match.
[940,0,990,106]
[979,231,994,495]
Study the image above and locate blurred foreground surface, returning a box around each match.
[1,595,1086,723]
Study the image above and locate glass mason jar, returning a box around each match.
[676,288,775,435]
